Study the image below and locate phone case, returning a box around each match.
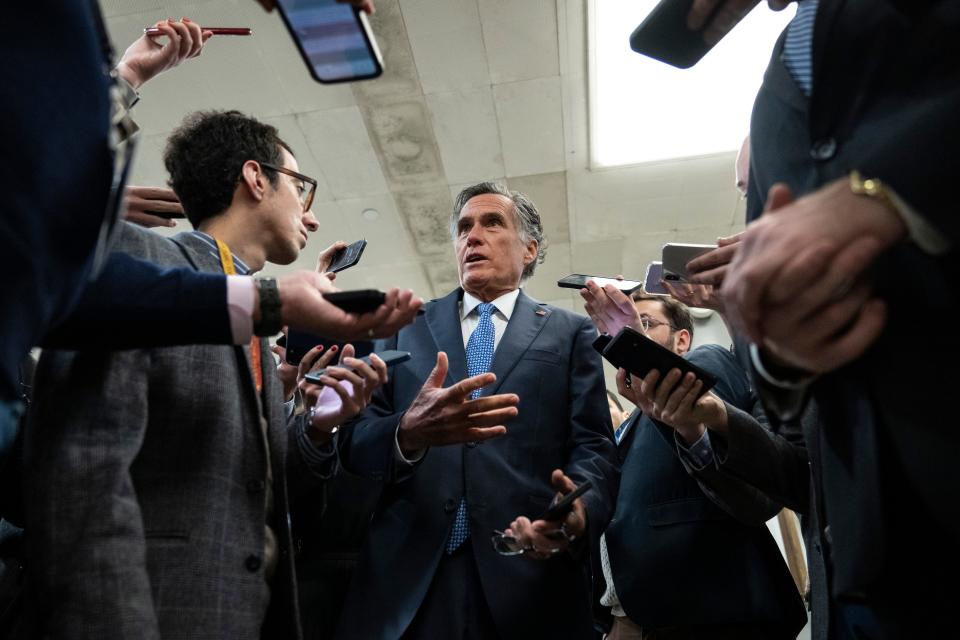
[537,481,593,521]
[303,350,411,384]
[324,289,386,314]
[602,327,717,396]
[661,244,717,280]
[629,0,726,69]
[328,239,367,273]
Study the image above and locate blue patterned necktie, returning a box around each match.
[782,0,819,96]
[445,302,496,554]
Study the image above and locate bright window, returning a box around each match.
[589,0,795,167]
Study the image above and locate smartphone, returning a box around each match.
[303,349,411,384]
[643,261,669,296]
[661,243,717,281]
[324,289,386,314]
[536,481,593,521]
[557,274,643,294]
[326,239,367,274]
[629,0,734,69]
[144,27,252,36]
[274,0,384,84]
[281,329,374,366]
[602,327,717,397]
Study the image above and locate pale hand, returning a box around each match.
[115,18,211,89]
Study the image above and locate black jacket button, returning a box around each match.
[245,554,262,572]
[443,498,456,513]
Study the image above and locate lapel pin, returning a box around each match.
[535,309,546,316]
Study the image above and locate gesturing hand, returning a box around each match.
[504,470,587,560]
[115,18,212,90]
[397,352,517,455]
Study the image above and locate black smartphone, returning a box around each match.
[274,0,384,84]
[536,481,593,521]
[324,289,386,314]
[629,0,735,69]
[557,274,643,294]
[146,209,187,219]
[592,333,612,355]
[602,326,717,397]
[303,349,411,384]
[326,239,367,274]
[282,329,373,366]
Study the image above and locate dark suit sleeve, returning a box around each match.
[563,318,620,539]
[24,348,161,638]
[337,335,407,482]
[42,251,232,350]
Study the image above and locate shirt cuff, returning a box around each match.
[394,424,426,466]
[297,417,337,476]
[227,275,255,345]
[885,187,951,255]
[676,429,714,471]
[749,343,816,390]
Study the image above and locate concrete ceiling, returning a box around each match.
[102,0,746,314]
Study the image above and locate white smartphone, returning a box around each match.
[661,243,717,281]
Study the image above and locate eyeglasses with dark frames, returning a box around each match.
[260,162,317,212]
[638,314,676,332]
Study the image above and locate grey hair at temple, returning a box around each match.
[450,181,548,280]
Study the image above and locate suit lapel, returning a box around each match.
[483,291,549,397]
[424,289,469,386]
[172,232,263,411]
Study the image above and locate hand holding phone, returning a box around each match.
[303,349,411,384]
[537,480,593,522]
[602,327,717,397]
[326,239,367,273]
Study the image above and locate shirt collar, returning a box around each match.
[190,231,251,275]
[460,289,521,321]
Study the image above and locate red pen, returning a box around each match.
[143,26,253,36]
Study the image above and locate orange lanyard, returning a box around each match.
[215,238,262,392]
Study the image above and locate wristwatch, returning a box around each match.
[253,277,282,337]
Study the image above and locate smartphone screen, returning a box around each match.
[275,0,383,83]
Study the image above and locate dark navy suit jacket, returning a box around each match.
[747,0,960,617]
[1,2,230,407]
[335,288,619,640]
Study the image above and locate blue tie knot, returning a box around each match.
[477,302,495,318]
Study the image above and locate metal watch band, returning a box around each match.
[253,277,283,337]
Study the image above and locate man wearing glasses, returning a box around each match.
[580,286,805,639]
[22,110,387,639]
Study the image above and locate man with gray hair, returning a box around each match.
[334,182,619,639]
